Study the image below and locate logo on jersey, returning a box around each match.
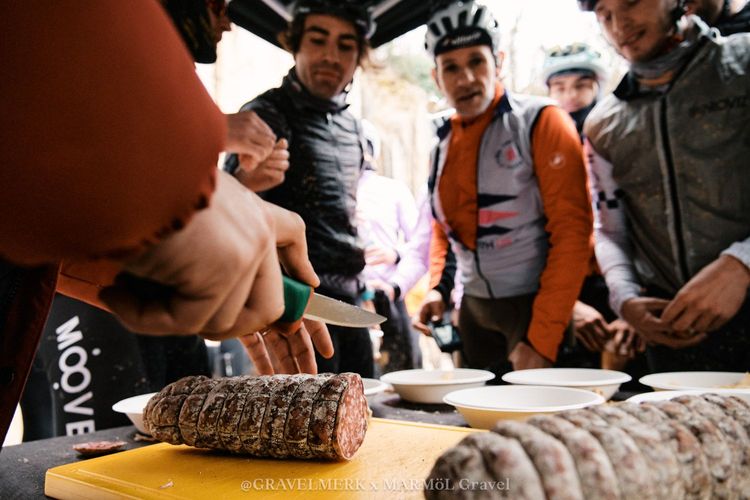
[495,141,523,169]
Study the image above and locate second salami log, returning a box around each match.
[143,372,369,460]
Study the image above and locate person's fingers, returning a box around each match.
[305,319,333,359]
[641,297,671,312]
[264,329,298,374]
[239,152,262,172]
[229,243,285,336]
[689,312,714,334]
[239,332,275,375]
[275,138,289,150]
[284,323,318,374]
[267,203,319,287]
[669,305,702,332]
[576,331,598,352]
[237,110,276,136]
[659,295,689,325]
[412,319,431,336]
[101,274,233,335]
[261,159,290,172]
[201,262,259,334]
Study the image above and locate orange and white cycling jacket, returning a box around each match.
[428,83,593,362]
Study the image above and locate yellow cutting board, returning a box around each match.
[45,418,479,499]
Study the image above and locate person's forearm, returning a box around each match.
[2,0,224,266]
[526,106,593,362]
[585,139,641,315]
[721,237,750,275]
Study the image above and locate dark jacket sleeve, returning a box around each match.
[0,0,225,267]
[434,246,457,305]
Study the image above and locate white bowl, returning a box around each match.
[640,371,750,391]
[362,378,389,397]
[112,392,157,434]
[444,385,605,429]
[627,388,750,405]
[380,369,495,404]
[637,371,750,405]
[502,368,631,400]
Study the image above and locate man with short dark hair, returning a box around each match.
[225,1,375,377]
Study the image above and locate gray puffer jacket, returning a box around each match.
[585,26,750,296]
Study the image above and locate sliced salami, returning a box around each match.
[426,438,494,500]
[177,378,219,447]
[142,373,368,460]
[143,375,208,443]
[619,402,711,500]
[560,408,656,500]
[284,374,334,458]
[650,400,737,499]
[675,395,750,498]
[528,415,620,500]
[492,420,583,500]
[589,404,683,499]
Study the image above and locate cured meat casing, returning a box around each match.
[143,373,368,460]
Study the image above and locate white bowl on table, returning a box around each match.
[638,371,750,404]
[362,378,389,397]
[502,368,631,400]
[112,392,157,435]
[444,385,605,429]
[380,369,495,404]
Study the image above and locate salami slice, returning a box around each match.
[492,420,584,500]
[528,415,620,500]
[619,402,711,500]
[143,375,208,444]
[560,409,656,500]
[649,400,737,499]
[284,374,334,458]
[675,395,750,498]
[589,404,683,499]
[426,432,546,500]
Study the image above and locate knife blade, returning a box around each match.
[280,276,386,328]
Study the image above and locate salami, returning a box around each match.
[426,432,546,500]
[528,415,620,500]
[430,395,748,500]
[492,420,583,500]
[619,402,711,500]
[649,401,737,499]
[560,409,656,500]
[589,404,683,499]
[143,373,368,460]
[675,395,750,498]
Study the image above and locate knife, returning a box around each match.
[279,276,386,328]
[114,273,385,330]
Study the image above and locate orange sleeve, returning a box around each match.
[0,0,225,267]
[527,106,594,362]
[429,220,450,289]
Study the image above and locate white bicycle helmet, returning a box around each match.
[542,43,607,84]
[424,1,500,58]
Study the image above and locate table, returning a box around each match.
[0,390,463,498]
[0,389,638,498]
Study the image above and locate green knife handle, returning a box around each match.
[279,276,313,323]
